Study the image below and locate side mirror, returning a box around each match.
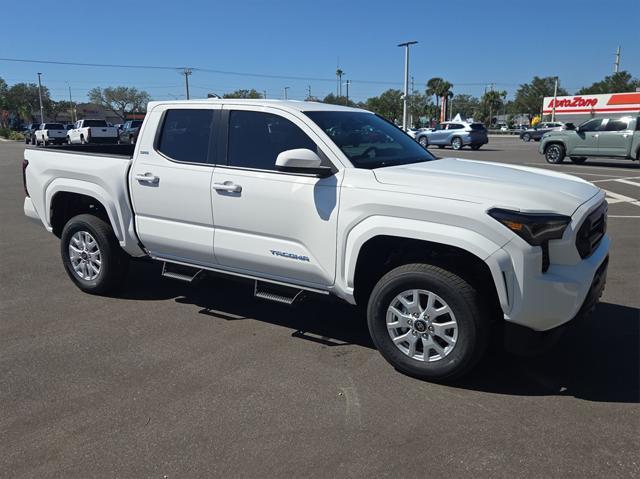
[275,148,332,177]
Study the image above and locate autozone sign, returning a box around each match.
[543,92,640,115]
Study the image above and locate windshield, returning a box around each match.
[131,120,143,127]
[84,119,108,127]
[304,111,435,169]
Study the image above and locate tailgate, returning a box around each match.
[90,127,117,137]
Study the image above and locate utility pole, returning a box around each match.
[398,40,418,131]
[307,85,312,99]
[67,83,76,123]
[551,76,558,122]
[345,80,350,104]
[181,68,193,100]
[37,72,44,123]
[284,86,289,100]
[614,46,621,73]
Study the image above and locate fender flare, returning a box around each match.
[45,178,144,256]
[340,216,512,311]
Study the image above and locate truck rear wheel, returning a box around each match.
[60,214,129,295]
[366,263,489,381]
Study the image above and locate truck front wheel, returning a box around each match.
[367,263,489,381]
[544,143,565,164]
[60,214,129,295]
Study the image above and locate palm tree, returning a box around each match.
[426,78,453,122]
[336,69,344,97]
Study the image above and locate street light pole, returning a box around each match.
[398,41,418,131]
[67,83,76,123]
[37,72,44,123]
[284,86,289,100]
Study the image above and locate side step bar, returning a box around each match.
[254,280,304,305]
[161,262,203,282]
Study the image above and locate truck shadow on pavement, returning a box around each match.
[122,261,639,404]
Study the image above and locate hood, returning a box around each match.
[372,158,600,216]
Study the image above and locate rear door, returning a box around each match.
[210,106,341,287]
[598,118,632,157]
[572,118,602,155]
[129,104,220,265]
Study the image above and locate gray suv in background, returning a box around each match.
[415,121,488,150]
[520,122,565,142]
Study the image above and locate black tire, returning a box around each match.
[367,263,489,381]
[80,135,86,145]
[25,136,29,144]
[67,136,71,145]
[544,143,565,164]
[60,214,129,295]
[451,137,463,150]
[418,136,428,148]
[570,156,587,164]
[471,144,482,150]
[31,136,36,145]
[522,133,531,142]
[129,135,135,145]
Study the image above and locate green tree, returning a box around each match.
[88,86,151,121]
[48,100,75,121]
[363,89,403,123]
[407,90,434,126]
[448,94,480,121]
[222,89,263,99]
[576,71,640,94]
[321,93,356,107]
[513,76,568,118]
[5,82,51,122]
[478,90,507,125]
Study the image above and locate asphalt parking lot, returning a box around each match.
[1,137,638,478]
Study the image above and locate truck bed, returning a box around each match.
[28,143,135,158]
[24,143,144,257]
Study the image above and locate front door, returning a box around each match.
[129,105,219,266]
[211,107,340,287]
[572,118,603,155]
[598,118,633,157]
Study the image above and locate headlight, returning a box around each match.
[488,208,571,246]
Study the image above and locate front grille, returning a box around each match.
[576,202,607,259]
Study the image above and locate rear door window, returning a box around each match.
[603,119,629,131]
[156,109,214,164]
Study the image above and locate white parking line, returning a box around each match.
[602,189,640,207]
[591,176,640,183]
[615,179,640,188]
[524,162,639,175]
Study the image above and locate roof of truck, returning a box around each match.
[147,99,368,113]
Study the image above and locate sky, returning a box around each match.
[1,0,638,103]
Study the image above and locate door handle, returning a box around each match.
[213,182,242,193]
[134,172,160,184]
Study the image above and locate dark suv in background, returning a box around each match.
[117,120,143,144]
[23,123,41,145]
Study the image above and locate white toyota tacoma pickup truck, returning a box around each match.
[66,119,118,144]
[23,100,609,381]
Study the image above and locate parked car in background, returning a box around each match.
[540,116,640,164]
[118,120,143,144]
[65,124,74,131]
[23,123,41,145]
[415,121,489,150]
[34,123,67,146]
[66,119,118,144]
[520,122,564,142]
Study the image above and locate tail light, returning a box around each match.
[22,159,29,197]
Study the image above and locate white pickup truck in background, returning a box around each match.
[34,123,67,146]
[66,119,118,144]
[22,100,610,381]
